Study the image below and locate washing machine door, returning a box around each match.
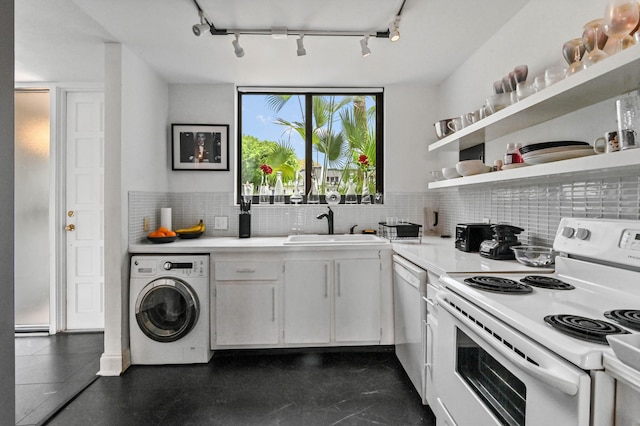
[135,278,199,342]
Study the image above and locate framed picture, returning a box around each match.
[171,124,229,171]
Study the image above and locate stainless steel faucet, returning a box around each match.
[316,206,334,235]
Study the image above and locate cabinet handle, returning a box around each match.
[337,263,341,297]
[324,264,328,298]
[271,287,275,322]
[235,268,256,273]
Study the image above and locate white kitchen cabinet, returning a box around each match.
[427,44,640,189]
[213,259,280,347]
[335,258,381,343]
[214,283,279,346]
[283,259,331,344]
[283,255,381,345]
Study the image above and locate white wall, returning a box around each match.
[0,0,15,419]
[435,0,621,168]
[385,84,440,192]
[166,83,439,194]
[101,43,169,375]
[168,84,236,192]
[438,0,606,118]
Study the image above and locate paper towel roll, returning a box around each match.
[160,208,172,230]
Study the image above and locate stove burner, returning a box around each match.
[604,310,640,332]
[520,276,575,290]
[544,314,630,344]
[464,276,533,294]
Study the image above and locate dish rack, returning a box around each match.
[379,222,422,242]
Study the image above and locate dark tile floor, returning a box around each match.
[15,332,104,426]
[47,347,435,425]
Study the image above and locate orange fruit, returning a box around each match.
[149,231,163,237]
[158,226,170,234]
[165,231,176,237]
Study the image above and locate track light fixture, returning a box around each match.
[296,35,307,56]
[360,36,371,57]
[191,0,406,57]
[232,33,245,58]
[192,10,210,36]
[389,16,400,42]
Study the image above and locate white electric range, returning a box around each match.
[434,218,640,426]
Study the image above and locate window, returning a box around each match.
[237,89,383,204]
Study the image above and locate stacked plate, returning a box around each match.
[520,141,594,165]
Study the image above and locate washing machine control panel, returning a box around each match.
[131,256,208,278]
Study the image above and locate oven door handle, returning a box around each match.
[436,292,580,396]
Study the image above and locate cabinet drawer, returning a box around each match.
[214,261,279,281]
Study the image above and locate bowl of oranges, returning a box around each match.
[147,227,178,244]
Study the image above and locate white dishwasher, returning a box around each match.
[393,254,427,401]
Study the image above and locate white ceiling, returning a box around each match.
[15,0,530,86]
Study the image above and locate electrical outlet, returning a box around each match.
[143,217,150,231]
[214,216,228,230]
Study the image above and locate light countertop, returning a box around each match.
[128,236,391,254]
[392,236,554,276]
[129,235,553,275]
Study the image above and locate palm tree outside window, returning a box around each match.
[237,90,383,204]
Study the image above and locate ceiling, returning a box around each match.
[15,0,529,86]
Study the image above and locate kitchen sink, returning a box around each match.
[283,234,385,245]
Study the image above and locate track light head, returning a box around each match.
[296,35,306,56]
[389,16,400,42]
[360,36,371,57]
[232,33,245,58]
[192,23,210,36]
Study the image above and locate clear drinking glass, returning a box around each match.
[602,0,639,54]
[583,19,609,66]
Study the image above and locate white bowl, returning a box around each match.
[607,333,640,371]
[456,160,491,176]
[442,167,461,179]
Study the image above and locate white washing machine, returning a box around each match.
[129,255,213,365]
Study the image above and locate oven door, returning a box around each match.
[434,289,591,426]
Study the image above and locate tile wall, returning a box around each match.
[129,167,640,247]
[128,192,435,245]
[436,167,640,246]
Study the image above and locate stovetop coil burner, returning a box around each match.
[464,276,533,294]
[544,314,630,344]
[520,275,575,290]
[604,309,640,331]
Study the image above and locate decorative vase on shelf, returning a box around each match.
[326,184,340,205]
[345,172,357,204]
[307,174,320,204]
[290,172,303,204]
[274,171,285,204]
[361,171,371,204]
[259,175,270,204]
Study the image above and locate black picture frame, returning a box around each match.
[171,124,229,170]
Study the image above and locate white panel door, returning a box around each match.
[215,283,279,345]
[335,258,381,342]
[65,91,104,330]
[283,260,331,344]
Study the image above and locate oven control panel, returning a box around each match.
[620,229,640,251]
[555,218,640,268]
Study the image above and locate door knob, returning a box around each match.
[65,224,75,231]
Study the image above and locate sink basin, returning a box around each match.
[284,234,385,245]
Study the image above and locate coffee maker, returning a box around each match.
[479,224,524,260]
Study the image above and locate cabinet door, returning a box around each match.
[335,258,381,342]
[215,283,278,346]
[283,260,331,344]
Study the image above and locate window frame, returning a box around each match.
[236,88,384,204]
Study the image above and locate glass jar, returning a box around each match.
[274,171,285,204]
[345,172,357,204]
[307,175,320,204]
